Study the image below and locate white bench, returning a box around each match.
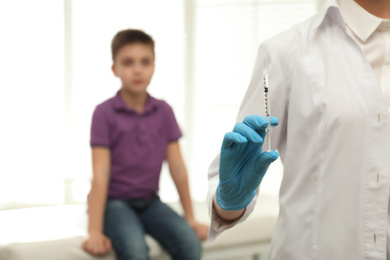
[0,194,278,260]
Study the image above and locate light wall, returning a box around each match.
[0,0,319,209]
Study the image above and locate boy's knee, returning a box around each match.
[112,237,149,260]
[174,232,202,260]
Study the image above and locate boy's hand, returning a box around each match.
[216,115,279,211]
[188,220,209,241]
[82,231,112,256]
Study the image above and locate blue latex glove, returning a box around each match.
[216,115,279,211]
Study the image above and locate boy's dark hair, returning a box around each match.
[111,29,155,62]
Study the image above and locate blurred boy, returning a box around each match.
[82,29,208,260]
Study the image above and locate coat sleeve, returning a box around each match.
[207,40,289,241]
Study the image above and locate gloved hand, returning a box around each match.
[216,115,279,211]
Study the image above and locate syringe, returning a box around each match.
[262,62,272,151]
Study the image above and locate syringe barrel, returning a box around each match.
[263,68,270,117]
[265,117,272,151]
[263,68,272,151]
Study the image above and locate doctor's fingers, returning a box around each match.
[254,150,279,174]
[243,115,279,138]
[233,122,263,144]
[221,132,248,149]
[242,115,268,130]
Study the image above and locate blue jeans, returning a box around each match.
[103,196,202,260]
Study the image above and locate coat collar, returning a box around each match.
[312,0,345,32]
[338,0,383,43]
[312,0,388,43]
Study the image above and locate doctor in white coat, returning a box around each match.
[207,0,390,259]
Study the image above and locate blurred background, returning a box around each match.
[0,0,323,210]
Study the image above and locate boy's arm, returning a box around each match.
[82,147,112,255]
[88,147,111,234]
[166,141,209,241]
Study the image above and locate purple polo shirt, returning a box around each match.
[90,91,182,199]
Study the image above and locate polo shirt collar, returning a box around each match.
[113,91,158,114]
[338,0,383,43]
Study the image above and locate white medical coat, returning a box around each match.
[207,0,390,259]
